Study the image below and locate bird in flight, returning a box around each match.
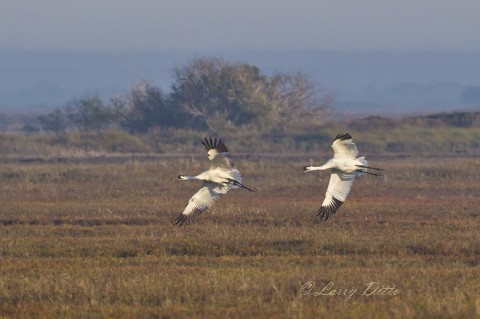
[303,132,383,221]
[173,137,255,226]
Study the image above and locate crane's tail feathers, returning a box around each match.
[356,164,384,171]
[358,170,383,177]
[226,178,257,192]
[356,166,383,177]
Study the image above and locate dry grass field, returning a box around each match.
[0,154,479,318]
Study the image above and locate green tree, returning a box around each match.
[169,58,330,133]
[22,124,40,135]
[112,81,177,133]
[66,96,114,131]
[38,109,67,137]
[170,58,275,132]
[268,72,331,131]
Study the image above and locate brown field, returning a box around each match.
[0,155,479,318]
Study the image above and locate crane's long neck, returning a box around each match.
[177,170,211,181]
[177,175,201,181]
[304,160,334,172]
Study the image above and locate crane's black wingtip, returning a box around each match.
[316,206,332,221]
[201,136,229,153]
[173,214,189,227]
[315,197,343,221]
[333,132,352,142]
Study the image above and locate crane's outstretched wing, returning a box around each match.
[201,137,235,169]
[173,182,230,226]
[201,136,247,189]
[201,136,229,154]
[316,170,356,221]
[331,132,359,159]
[210,153,236,171]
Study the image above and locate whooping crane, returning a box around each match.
[173,137,255,226]
[303,132,383,221]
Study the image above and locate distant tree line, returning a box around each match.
[35,57,331,136]
[350,112,480,130]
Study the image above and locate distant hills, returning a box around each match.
[1,50,480,115]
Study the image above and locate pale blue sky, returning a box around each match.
[1,0,480,52]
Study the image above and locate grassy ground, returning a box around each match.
[0,155,479,318]
[2,124,480,159]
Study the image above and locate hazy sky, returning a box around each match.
[1,0,480,52]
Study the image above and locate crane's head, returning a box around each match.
[172,175,189,181]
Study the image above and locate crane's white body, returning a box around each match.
[178,166,242,186]
[178,153,242,188]
[304,133,381,220]
[306,157,368,174]
[173,137,254,226]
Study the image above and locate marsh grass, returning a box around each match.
[0,156,479,318]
